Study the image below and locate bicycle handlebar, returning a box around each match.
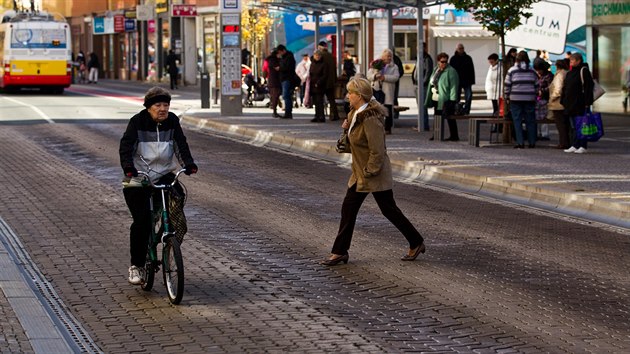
[137,169,186,189]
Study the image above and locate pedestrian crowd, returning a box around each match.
[254,41,600,153]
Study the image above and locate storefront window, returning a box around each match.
[596,26,630,88]
[394,32,418,62]
[203,16,218,74]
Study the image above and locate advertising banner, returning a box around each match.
[505,1,571,54]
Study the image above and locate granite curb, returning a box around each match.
[181,114,630,229]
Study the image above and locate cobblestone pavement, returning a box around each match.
[0,121,629,353]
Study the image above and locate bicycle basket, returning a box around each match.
[169,182,188,244]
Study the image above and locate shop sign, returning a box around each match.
[148,19,156,33]
[137,5,154,21]
[172,5,197,17]
[366,7,431,19]
[505,1,571,54]
[93,17,105,34]
[221,0,241,13]
[93,17,115,35]
[591,0,630,25]
[156,0,168,14]
[442,9,479,25]
[124,10,136,19]
[125,19,136,32]
[114,15,125,33]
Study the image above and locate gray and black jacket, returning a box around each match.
[119,110,194,186]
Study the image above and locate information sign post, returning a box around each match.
[220,0,242,116]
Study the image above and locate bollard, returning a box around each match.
[200,72,210,108]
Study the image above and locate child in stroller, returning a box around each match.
[242,73,270,107]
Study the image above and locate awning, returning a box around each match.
[431,26,495,38]
[258,0,442,15]
[301,19,358,31]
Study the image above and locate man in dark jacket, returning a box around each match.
[449,43,475,115]
[165,50,179,90]
[277,44,296,119]
[318,41,340,121]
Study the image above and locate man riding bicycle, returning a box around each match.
[119,87,198,285]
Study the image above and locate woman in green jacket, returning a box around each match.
[425,52,460,141]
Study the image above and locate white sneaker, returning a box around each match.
[128,266,144,285]
[574,147,587,154]
[564,146,577,153]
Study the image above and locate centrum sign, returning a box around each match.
[505,1,570,55]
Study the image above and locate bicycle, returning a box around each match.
[137,169,187,304]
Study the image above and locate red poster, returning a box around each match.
[114,15,125,33]
[172,5,197,17]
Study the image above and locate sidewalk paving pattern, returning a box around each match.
[1,79,629,352]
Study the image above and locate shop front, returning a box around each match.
[588,0,630,113]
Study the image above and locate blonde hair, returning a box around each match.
[346,77,373,102]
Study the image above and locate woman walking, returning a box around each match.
[321,78,425,266]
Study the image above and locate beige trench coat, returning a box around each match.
[341,100,393,192]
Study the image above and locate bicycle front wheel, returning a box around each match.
[162,237,184,304]
[141,251,155,292]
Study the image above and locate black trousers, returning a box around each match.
[124,186,155,267]
[385,104,393,132]
[434,100,459,140]
[331,184,424,255]
[169,70,178,89]
[324,86,340,120]
[313,93,325,120]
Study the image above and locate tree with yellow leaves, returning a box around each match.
[241,1,274,72]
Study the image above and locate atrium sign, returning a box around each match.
[504,1,571,54]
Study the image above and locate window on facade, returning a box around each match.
[394,31,418,62]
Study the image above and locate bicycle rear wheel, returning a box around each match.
[141,251,155,292]
[162,237,184,304]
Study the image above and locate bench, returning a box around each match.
[469,118,555,147]
[433,115,478,141]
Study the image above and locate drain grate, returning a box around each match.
[0,217,103,354]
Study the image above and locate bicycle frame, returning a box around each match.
[137,169,186,304]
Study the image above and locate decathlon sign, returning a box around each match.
[505,1,571,54]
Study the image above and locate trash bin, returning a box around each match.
[200,72,210,108]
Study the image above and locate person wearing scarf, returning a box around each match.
[425,52,460,141]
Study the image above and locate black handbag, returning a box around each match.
[372,81,385,104]
[373,89,385,104]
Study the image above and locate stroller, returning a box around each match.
[242,73,270,107]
